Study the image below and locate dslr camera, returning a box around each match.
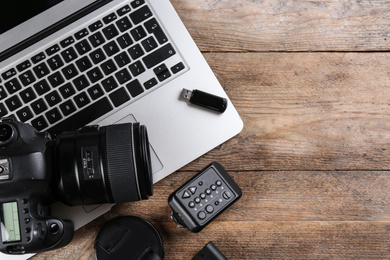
[0,118,153,255]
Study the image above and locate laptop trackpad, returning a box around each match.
[115,114,163,175]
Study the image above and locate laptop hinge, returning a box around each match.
[0,0,113,63]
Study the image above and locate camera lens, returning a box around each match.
[53,123,153,206]
[0,123,17,146]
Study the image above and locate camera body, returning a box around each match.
[0,119,73,254]
[0,118,153,254]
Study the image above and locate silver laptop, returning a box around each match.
[0,0,243,258]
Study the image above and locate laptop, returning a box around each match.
[0,0,243,258]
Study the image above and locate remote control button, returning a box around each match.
[23,208,29,214]
[25,218,30,223]
[198,181,203,186]
[189,186,197,194]
[200,193,206,199]
[198,211,206,220]
[211,184,217,191]
[25,228,31,233]
[194,197,201,204]
[182,191,191,199]
[22,198,28,204]
[205,188,211,195]
[215,201,220,206]
[223,191,232,200]
[189,201,195,208]
[216,180,222,186]
[206,205,214,213]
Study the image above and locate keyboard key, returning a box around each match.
[59,83,76,98]
[131,0,146,10]
[89,20,103,32]
[31,99,48,115]
[61,47,78,63]
[144,78,158,89]
[103,41,120,56]
[116,17,132,32]
[90,49,106,64]
[16,107,33,122]
[154,64,169,80]
[103,24,119,40]
[47,55,65,71]
[46,108,63,124]
[109,87,130,107]
[143,43,176,69]
[62,64,79,80]
[76,56,93,72]
[101,59,117,75]
[117,33,133,48]
[130,5,152,25]
[45,90,62,107]
[103,13,117,24]
[0,86,7,100]
[48,72,65,88]
[75,28,89,40]
[144,18,168,44]
[16,60,32,72]
[20,87,37,103]
[31,116,48,131]
[2,68,17,81]
[0,104,8,117]
[31,52,46,64]
[117,5,131,16]
[5,79,22,94]
[126,79,144,97]
[60,36,75,48]
[130,26,147,41]
[129,61,145,77]
[171,62,185,74]
[75,40,92,55]
[19,70,36,86]
[89,32,106,47]
[87,67,104,83]
[34,79,51,95]
[101,76,119,92]
[46,44,61,56]
[74,92,91,108]
[5,95,23,111]
[88,84,104,100]
[60,100,76,116]
[114,52,131,68]
[73,75,90,91]
[141,36,158,52]
[33,63,50,79]
[47,97,113,137]
[128,44,144,60]
[115,68,131,84]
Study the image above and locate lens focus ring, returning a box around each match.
[105,124,140,202]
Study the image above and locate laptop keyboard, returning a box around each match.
[0,0,187,136]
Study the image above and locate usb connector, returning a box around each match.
[180,88,228,113]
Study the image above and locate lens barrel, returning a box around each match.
[53,123,153,206]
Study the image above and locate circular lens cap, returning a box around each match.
[95,216,164,260]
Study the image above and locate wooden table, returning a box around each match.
[33,0,390,259]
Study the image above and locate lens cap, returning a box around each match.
[95,216,164,260]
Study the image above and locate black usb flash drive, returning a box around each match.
[180,89,228,113]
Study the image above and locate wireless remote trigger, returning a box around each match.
[168,162,242,232]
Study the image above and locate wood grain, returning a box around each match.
[171,0,390,52]
[28,0,390,259]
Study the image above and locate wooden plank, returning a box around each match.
[171,0,390,52]
[32,221,390,259]
[180,52,390,171]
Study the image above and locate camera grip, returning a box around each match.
[43,218,74,251]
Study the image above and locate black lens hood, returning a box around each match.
[95,216,164,260]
